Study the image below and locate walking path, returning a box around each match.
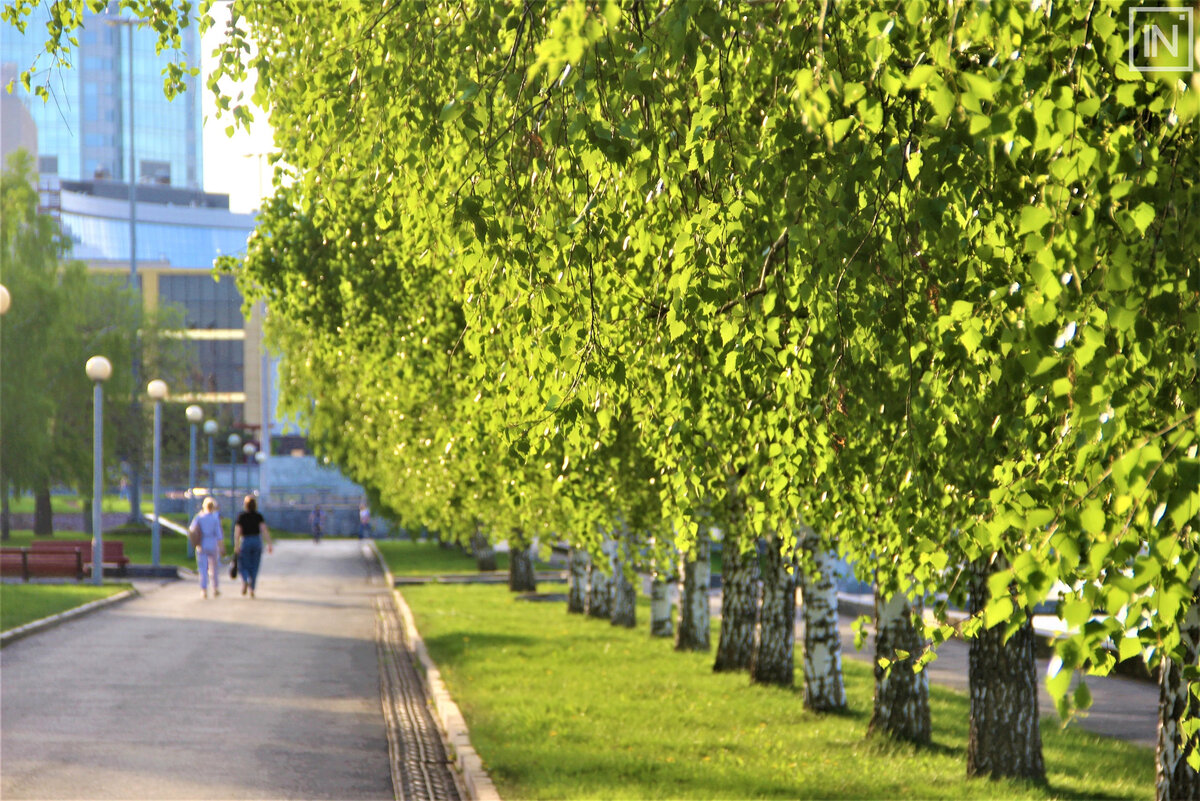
[1,540,460,800]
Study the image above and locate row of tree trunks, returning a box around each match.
[869,589,931,744]
[751,533,795,687]
[676,530,711,651]
[1157,573,1200,801]
[799,538,847,712]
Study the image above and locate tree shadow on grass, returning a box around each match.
[422,631,536,663]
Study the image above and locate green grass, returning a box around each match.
[377,538,543,576]
[3,529,199,569]
[1,583,130,631]
[6,494,151,515]
[400,583,1152,800]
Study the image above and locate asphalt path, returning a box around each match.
[704,589,1158,748]
[1,540,395,800]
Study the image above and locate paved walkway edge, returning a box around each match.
[368,542,501,801]
[0,588,138,648]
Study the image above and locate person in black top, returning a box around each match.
[234,495,274,597]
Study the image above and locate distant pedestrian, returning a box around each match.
[234,494,273,598]
[189,497,226,599]
[310,505,324,544]
[358,502,371,540]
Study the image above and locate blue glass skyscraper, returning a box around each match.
[1,1,202,187]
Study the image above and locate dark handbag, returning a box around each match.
[230,557,238,579]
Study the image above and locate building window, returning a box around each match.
[159,274,245,330]
[183,339,244,393]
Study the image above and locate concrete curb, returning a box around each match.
[0,587,139,648]
[366,542,501,801]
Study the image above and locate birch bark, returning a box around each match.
[676,530,711,652]
[799,534,846,711]
[1156,573,1200,801]
[750,534,795,687]
[868,587,931,744]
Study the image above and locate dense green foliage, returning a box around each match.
[7,0,1197,763]
[208,0,1197,721]
[0,153,190,534]
[402,582,1152,799]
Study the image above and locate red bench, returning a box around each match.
[30,540,130,576]
[1,546,86,581]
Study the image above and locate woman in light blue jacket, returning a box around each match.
[189,497,226,598]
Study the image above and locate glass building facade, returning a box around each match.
[0,0,202,187]
[58,183,259,424]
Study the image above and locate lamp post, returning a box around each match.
[186,406,203,512]
[254,450,266,495]
[203,419,217,499]
[86,356,112,585]
[242,441,258,506]
[147,380,167,567]
[243,442,257,501]
[186,406,203,559]
[227,433,241,517]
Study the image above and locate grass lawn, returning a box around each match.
[1,583,131,631]
[377,538,547,577]
[7,494,151,515]
[3,529,198,569]
[400,583,1152,800]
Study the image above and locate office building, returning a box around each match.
[1,1,202,188]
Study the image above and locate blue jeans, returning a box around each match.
[238,536,264,589]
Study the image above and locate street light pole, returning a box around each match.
[108,15,144,527]
[186,406,202,559]
[204,419,217,500]
[147,379,167,567]
[243,442,257,500]
[86,356,113,586]
[228,433,241,539]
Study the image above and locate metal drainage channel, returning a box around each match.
[376,596,463,801]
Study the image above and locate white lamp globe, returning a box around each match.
[0,284,10,315]
[243,442,257,457]
[186,405,204,424]
[203,419,218,435]
[85,356,113,382]
[147,379,168,400]
[227,433,241,448]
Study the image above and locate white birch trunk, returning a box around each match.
[800,536,846,711]
[676,531,711,652]
[1157,572,1200,801]
[967,557,1044,781]
[567,547,588,614]
[650,574,673,637]
[869,587,931,744]
[610,539,636,628]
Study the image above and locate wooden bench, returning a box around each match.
[1,547,86,581]
[29,540,130,577]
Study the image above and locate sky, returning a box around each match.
[199,5,275,214]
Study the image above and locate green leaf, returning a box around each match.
[1129,203,1155,235]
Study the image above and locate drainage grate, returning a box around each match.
[376,596,464,801]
